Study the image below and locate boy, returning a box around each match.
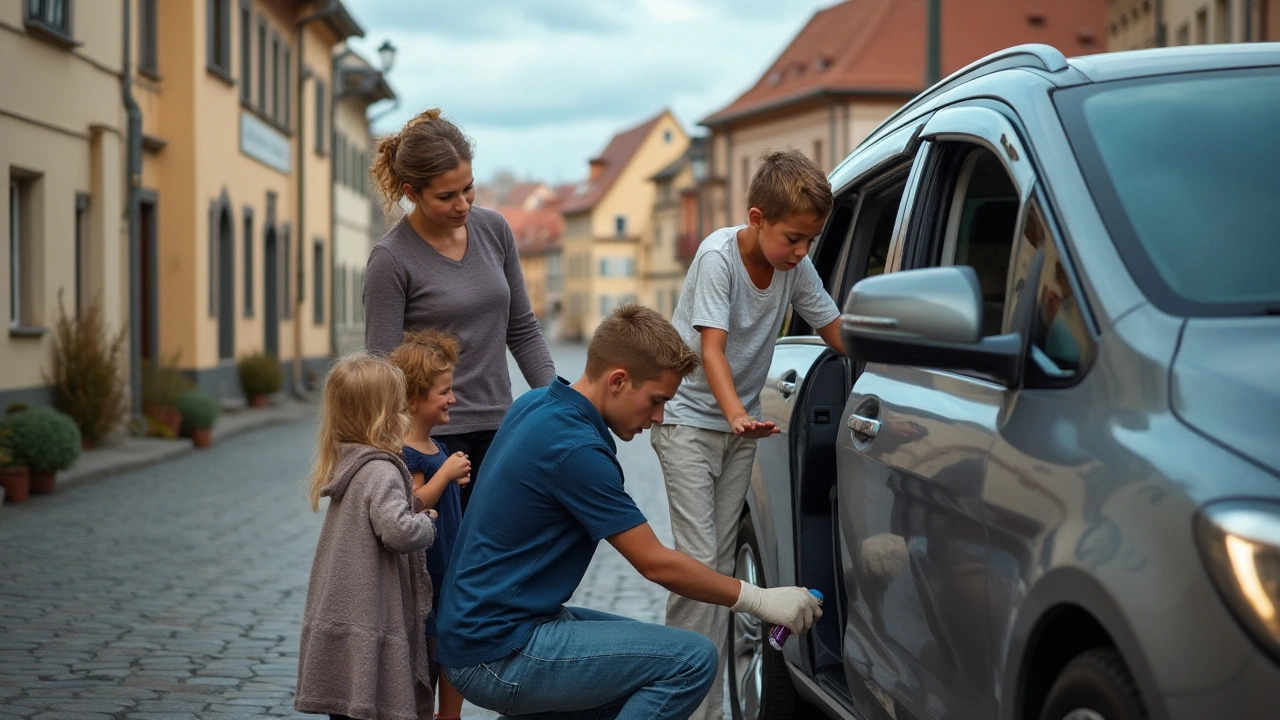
[652,149,844,719]
[436,305,822,719]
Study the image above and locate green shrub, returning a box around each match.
[5,402,29,415]
[142,352,195,409]
[46,292,127,446]
[0,406,81,473]
[238,351,283,398]
[0,428,15,467]
[175,390,220,433]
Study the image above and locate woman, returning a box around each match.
[365,108,555,513]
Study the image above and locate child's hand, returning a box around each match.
[731,415,779,439]
[442,451,471,484]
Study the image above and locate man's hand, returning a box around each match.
[442,451,471,485]
[730,415,779,439]
[730,581,822,634]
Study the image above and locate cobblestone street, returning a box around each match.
[0,342,693,719]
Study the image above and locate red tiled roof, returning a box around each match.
[501,182,543,208]
[702,0,1107,126]
[500,207,564,256]
[560,110,669,215]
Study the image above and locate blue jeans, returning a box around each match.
[444,607,717,719]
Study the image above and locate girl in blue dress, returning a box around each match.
[389,329,471,720]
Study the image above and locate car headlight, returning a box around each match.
[1195,501,1280,662]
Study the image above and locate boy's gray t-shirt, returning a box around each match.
[664,225,840,432]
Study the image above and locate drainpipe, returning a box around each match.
[294,0,338,396]
[1155,0,1167,46]
[122,0,144,418]
[328,47,355,362]
[1244,0,1254,41]
[925,0,941,86]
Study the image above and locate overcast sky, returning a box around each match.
[342,0,836,186]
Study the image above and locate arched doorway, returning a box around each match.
[217,206,235,360]
[263,227,279,357]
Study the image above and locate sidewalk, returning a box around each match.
[51,395,318,493]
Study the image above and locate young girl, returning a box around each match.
[388,330,471,720]
[295,354,437,720]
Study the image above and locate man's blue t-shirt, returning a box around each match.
[435,378,647,667]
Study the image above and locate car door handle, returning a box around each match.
[847,414,881,438]
[777,370,798,398]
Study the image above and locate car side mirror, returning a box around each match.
[840,266,1024,387]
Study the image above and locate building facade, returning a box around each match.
[331,46,392,356]
[132,0,360,401]
[640,137,705,320]
[1108,0,1280,49]
[560,110,688,340]
[1,0,130,409]
[699,0,1109,231]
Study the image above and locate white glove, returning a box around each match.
[730,580,822,634]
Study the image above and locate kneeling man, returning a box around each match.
[436,304,822,720]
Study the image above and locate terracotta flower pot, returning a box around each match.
[0,466,30,503]
[29,469,56,494]
[191,428,212,449]
[248,394,268,408]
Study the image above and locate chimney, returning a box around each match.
[589,158,606,183]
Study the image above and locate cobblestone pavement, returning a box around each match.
[0,341,727,719]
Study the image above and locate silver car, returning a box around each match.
[729,43,1280,720]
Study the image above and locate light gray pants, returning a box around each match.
[651,424,758,720]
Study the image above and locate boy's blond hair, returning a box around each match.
[747,149,833,222]
[586,304,700,383]
[388,328,459,399]
[307,354,409,510]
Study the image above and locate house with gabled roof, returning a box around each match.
[559,109,688,340]
[699,0,1107,229]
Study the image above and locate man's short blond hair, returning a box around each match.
[586,304,700,383]
[747,149,833,222]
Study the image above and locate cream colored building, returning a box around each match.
[560,110,688,340]
[131,0,360,401]
[331,46,393,356]
[1108,0,1280,49]
[640,137,706,320]
[1,0,129,409]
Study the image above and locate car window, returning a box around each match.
[1010,199,1093,382]
[932,146,1020,336]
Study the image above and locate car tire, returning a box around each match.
[1038,647,1148,720]
[728,512,808,720]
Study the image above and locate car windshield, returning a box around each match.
[1055,67,1280,315]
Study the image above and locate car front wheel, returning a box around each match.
[727,512,807,720]
[1038,647,1148,720]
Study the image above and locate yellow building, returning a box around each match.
[133,0,360,400]
[1,0,130,409]
[331,45,394,356]
[560,110,688,340]
[640,137,706,320]
[1108,0,1280,49]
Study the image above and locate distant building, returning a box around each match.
[503,206,565,330]
[1108,0,1279,49]
[641,137,707,320]
[559,111,688,340]
[332,47,394,356]
[699,0,1108,230]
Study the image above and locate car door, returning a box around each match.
[836,104,1037,720]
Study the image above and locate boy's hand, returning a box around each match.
[442,451,471,484]
[731,415,779,439]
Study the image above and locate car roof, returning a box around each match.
[1068,42,1280,83]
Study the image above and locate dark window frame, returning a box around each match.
[281,46,292,131]
[256,14,267,112]
[314,78,327,155]
[243,206,255,317]
[75,192,90,318]
[138,0,159,78]
[238,0,251,105]
[270,31,281,122]
[282,225,292,319]
[25,0,76,46]
[206,0,232,81]
[312,239,325,325]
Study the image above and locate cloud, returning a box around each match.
[344,0,834,182]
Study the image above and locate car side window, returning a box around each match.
[917,144,1020,336]
[1012,199,1094,381]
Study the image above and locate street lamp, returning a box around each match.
[378,39,397,73]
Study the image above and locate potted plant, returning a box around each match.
[141,353,194,438]
[175,389,220,448]
[0,428,30,504]
[0,406,81,494]
[238,350,283,408]
[46,293,127,448]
